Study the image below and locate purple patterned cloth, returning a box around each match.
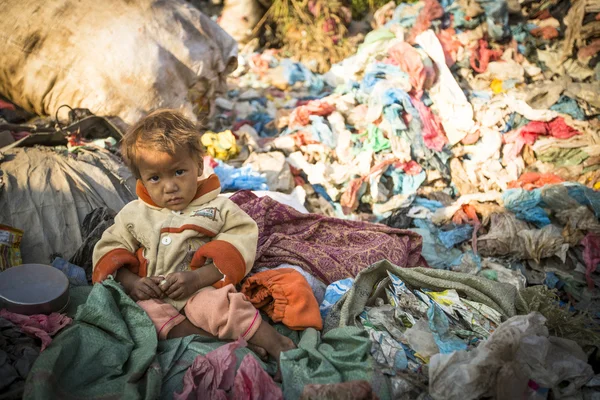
[230,191,427,284]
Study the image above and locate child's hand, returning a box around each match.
[129,276,164,301]
[161,271,202,300]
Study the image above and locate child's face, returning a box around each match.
[136,146,203,211]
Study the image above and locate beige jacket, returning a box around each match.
[92,174,258,308]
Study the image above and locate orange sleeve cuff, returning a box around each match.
[240,268,323,330]
[92,248,140,284]
[190,240,247,285]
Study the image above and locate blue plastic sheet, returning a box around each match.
[502,189,551,227]
[383,104,408,133]
[360,64,408,94]
[565,183,600,218]
[387,169,427,195]
[426,302,468,354]
[247,112,276,137]
[389,3,421,28]
[414,197,444,211]
[320,278,354,319]
[52,257,88,286]
[544,272,561,289]
[280,58,325,94]
[309,115,337,148]
[313,184,333,203]
[550,96,586,121]
[476,0,510,41]
[438,224,474,248]
[213,161,269,191]
[411,220,464,269]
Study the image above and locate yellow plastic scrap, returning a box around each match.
[490,79,505,94]
[201,130,240,161]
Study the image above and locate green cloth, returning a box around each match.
[536,147,589,167]
[324,260,520,333]
[358,29,396,53]
[24,279,276,400]
[280,327,391,400]
[364,124,391,153]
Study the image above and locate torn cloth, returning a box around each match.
[582,233,600,290]
[230,191,426,284]
[503,117,581,161]
[23,279,277,399]
[174,338,282,400]
[0,310,71,352]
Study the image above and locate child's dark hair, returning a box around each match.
[121,109,204,178]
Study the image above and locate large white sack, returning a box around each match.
[0,0,238,125]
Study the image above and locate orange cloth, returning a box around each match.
[241,269,323,331]
[507,172,564,190]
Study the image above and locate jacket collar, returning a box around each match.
[136,174,221,209]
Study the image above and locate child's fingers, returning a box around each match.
[168,287,185,300]
[163,277,181,296]
[134,286,152,300]
[144,279,164,298]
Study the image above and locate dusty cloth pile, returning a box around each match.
[203,0,600,326]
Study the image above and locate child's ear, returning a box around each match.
[198,158,204,176]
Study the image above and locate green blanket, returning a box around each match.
[280,327,391,400]
[324,260,520,333]
[23,279,277,400]
[24,279,391,399]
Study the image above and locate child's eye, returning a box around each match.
[148,176,159,183]
[175,170,185,176]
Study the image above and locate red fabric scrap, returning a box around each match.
[0,99,16,110]
[412,97,448,151]
[503,117,581,160]
[436,28,462,67]
[530,26,559,40]
[535,9,552,19]
[470,39,503,73]
[290,131,320,147]
[174,337,283,400]
[340,158,399,214]
[451,204,481,254]
[507,172,565,190]
[233,120,254,131]
[289,100,336,127]
[398,160,423,176]
[461,131,480,145]
[578,38,600,62]
[408,0,444,43]
[0,310,72,351]
[385,42,436,96]
[581,233,600,290]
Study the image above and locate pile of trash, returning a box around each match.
[208,0,600,291]
[200,0,600,396]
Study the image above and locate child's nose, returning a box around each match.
[164,180,178,193]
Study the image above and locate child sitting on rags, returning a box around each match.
[92,109,295,369]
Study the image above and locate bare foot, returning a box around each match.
[247,322,296,382]
[247,343,269,361]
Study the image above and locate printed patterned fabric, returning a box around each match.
[230,191,426,284]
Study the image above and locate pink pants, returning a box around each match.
[137,284,262,341]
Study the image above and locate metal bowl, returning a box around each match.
[0,263,69,315]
